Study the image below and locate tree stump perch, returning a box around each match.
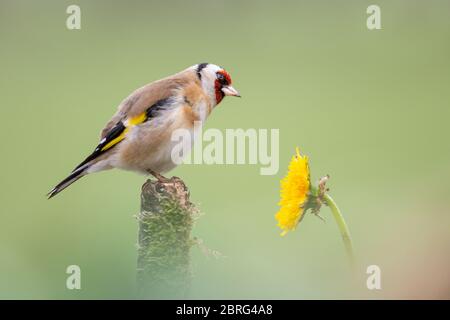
[136,177,196,299]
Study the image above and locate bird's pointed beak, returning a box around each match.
[222,86,241,97]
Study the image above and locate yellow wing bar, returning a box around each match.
[100,112,147,152]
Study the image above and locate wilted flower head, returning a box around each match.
[275,148,310,236]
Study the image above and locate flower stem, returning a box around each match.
[322,193,355,269]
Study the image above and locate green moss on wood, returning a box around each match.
[136,177,196,299]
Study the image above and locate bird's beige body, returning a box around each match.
[88,69,213,175]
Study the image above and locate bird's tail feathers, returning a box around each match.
[47,166,88,199]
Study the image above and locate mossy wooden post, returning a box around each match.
[136,177,195,299]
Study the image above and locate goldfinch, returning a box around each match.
[48,63,240,198]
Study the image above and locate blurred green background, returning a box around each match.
[0,0,449,299]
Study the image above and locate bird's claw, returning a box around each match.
[146,169,171,183]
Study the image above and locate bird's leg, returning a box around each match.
[146,169,171,183]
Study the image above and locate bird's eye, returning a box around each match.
[216,73,228,85]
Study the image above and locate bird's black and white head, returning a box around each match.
[194,63,240,106]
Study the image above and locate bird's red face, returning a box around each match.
[195,63,240,106]
[214,69,240,104]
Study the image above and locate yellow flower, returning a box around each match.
[275,148,310,236]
